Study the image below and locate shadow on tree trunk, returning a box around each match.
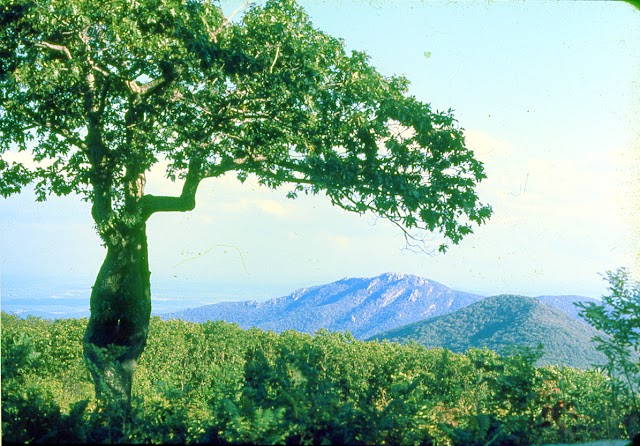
[83,225,152,421]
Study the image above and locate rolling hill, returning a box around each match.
[368,294,607,368]
[162,272,485,339]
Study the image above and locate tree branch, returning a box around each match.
[210,1,250,43]
[140,153,274,218]
[209,154,269,175]
[249,161,316,187]
[138,150,326,219]
[97,77,111,116]
[269,46,280,73]
[36,41,73,60]
[139,158,203,219]
[125,63,182,98]
[21,108,87,150]
[86,129,114,229]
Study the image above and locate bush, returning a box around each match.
[1,312,632,444]
[576,268,640,440]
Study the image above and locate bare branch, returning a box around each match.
[78,28,105,115]
[92,64,111,77]
[125,64,182,98]
[269,46,280,73]
[233,154,268,165]
[126,79,145,95]
[210,1,250,43]
[36,41,73,60]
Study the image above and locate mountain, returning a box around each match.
[535,295,599,321]
[162,272,485,339]
[368,294,607,368]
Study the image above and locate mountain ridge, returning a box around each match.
[162,272,486,339]
[368,294,607,368]
[162,273,599,341]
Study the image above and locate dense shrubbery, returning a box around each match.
[577,268,640,440]
[1,312,636,444]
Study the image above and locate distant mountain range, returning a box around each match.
[7,272,605,368]
[162,272,602,366]
[162,273,485,339]
[368,294,607,369]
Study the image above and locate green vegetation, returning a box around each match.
[2,312,636,445]
[370,295,607,369]
[577,268,640,440]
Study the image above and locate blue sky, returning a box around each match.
[1,0,639,304]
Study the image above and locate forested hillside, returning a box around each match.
[2,312,636,444]
[370,295,607,369]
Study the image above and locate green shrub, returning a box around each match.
[1,312,632,444]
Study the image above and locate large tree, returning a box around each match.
[0,0,491,410]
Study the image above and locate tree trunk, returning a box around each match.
[83,221,151,412]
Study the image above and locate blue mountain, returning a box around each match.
[163,273,483,338]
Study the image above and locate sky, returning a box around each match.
[1,0,639,306]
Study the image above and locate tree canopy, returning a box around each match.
[1,0,490,252]
[1,0,492,409]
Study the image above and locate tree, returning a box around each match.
[0,0,491,411]
[576,268,640,439]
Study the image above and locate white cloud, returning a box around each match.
[256,200,287,216]
[325,233,352,250]
[220,198,290,217]
[200,215,215,224]
[465,129,514,161]
[2,150,53,169]
[466,128,626,232]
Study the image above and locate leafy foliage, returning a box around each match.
[2,312,635,444]
[1,0,491,250]
[576,268,640,439]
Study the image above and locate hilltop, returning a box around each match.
[368,294,607,368]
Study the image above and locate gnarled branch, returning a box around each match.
[139,158,203,219]
[139,153,272,218]
[210,1,250,43]
[125,63,182,98]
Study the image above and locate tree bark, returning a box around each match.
[83,220,151,412]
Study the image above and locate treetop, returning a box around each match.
[1,0,491,251]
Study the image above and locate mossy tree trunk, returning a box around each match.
[83,220,152,411]
[81,162,201,412]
